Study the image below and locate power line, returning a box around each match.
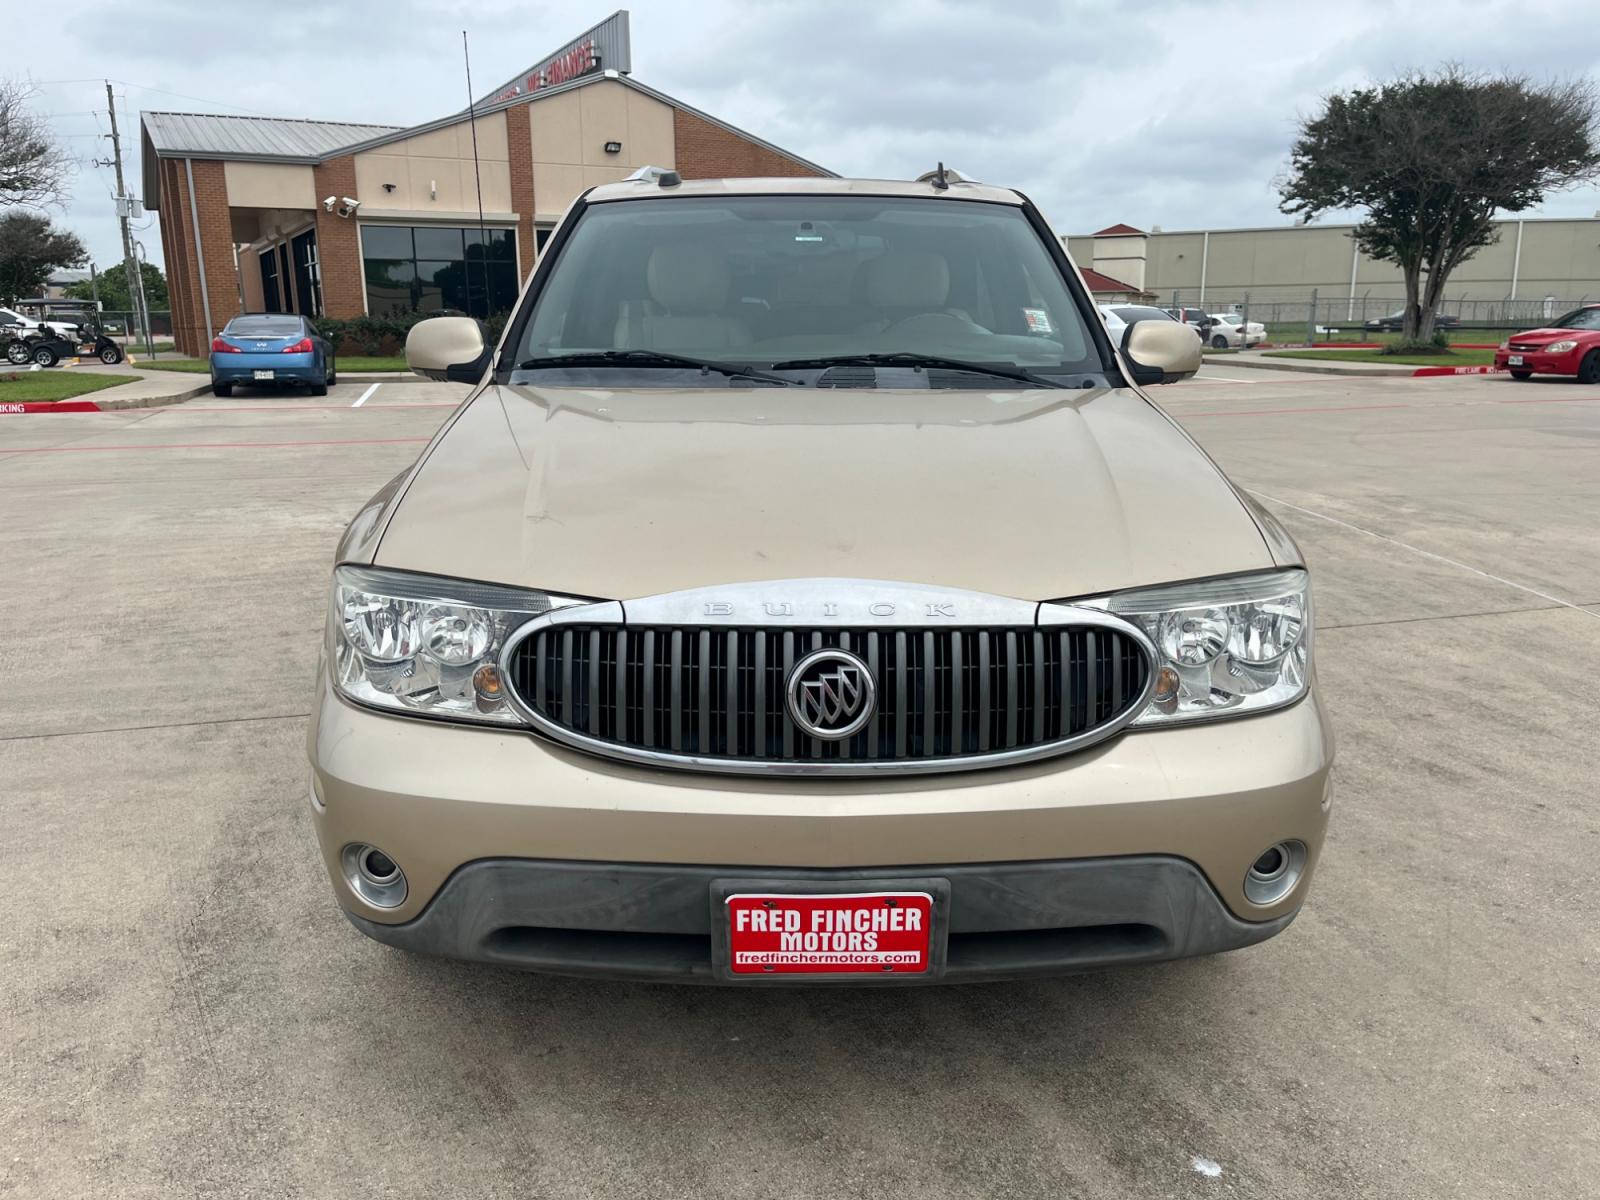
[30,76,277,117]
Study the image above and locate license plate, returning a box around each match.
[253,369,275,380]
[726,891,934,975]
[1507,355,1524,366]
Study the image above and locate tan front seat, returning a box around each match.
[614,244,752,350]
[857,250,976,333]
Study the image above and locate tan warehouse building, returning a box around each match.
[1067,216,1600,324]
[138,13,830,355]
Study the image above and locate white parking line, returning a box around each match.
[352,383,381,408]
[1248,489,1600,622]
[1196,373,1263,384]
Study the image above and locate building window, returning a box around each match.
[292,229,322,318]
[361,224,519,319]
[260,251,281,312]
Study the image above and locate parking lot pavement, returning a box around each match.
[2,373,1597,1199]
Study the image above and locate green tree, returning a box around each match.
[0,211,86,303]
[1280,68,1600,342]
[65,260,168,311]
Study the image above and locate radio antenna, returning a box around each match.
[462,31,490,301]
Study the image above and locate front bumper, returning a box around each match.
[345,856,1297,984]
[211,351,321,385]
[308,673,1334,977]
[1494,347,1583,375]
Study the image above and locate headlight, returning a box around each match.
[1545,340,1577,353]
[1100,568,1311,726]
[328,566,583,724]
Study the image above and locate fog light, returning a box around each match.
[1243,840,1306,906]
[342,842,407,908]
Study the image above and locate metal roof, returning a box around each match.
[141,111,402,162]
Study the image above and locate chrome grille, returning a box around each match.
[504,621,1151,774]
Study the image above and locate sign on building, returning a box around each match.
[474,10,633,106]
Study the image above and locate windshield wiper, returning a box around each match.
[517,350,795,386]
[768,352,1069,389]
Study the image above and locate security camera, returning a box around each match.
[322,196,337,212]
[336,197,361,219]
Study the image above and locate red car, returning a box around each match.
[1494,305,1600,382]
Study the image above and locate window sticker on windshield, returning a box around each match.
[1022,308,1053,334]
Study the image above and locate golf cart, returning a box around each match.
[3,299,124,367]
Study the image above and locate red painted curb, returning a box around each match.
[0,400,104,414]
[1410,365,1506,377]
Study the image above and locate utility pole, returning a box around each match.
[101,82,146,351]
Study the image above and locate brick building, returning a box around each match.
[138,12,831,356]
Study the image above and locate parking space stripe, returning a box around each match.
[352,383,381,408]
[0,436,432,454]
[1248,489,1600,622]
[166,403,458,414]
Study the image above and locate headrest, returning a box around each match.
[864,250,950,308]
[646,244,732,313]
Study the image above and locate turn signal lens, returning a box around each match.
[281,337,315,353]
[210,337,241,353]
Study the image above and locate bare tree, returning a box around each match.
[1,79,73,209]
[1280,68,1600,344]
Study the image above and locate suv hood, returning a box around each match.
[373,383,1275,601]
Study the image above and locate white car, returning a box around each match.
[1098,305,1128,344]
[1206,313,1266,349]
[0,307,78,339]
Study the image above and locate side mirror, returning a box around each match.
[1122,319,1202,385]
[405,316,491,383]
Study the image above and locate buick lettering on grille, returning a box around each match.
[497,581,1158,776]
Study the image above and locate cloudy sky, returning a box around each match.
[13,0,1600,271]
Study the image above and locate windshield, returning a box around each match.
[1553,307,1600,330]
[513,195,1103,384]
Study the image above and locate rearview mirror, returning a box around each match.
[405,316,491,383]
[1122,320,1201,385]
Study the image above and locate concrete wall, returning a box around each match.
[1090,234,1147,291]
[224,162,315,211]
[354,110,512,216]
[528,79,675,220]
[1079,218,1600,305]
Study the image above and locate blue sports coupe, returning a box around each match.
[210,313,336,396]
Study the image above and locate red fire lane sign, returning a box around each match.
[726,892,934,975]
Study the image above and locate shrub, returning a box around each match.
[320,310,511,357]
[1382,335,1452,356]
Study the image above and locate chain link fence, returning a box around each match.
[1161,291,1591,344]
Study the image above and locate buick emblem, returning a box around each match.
[786,649,875,740]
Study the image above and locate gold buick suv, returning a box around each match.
[308,168,1333,984]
